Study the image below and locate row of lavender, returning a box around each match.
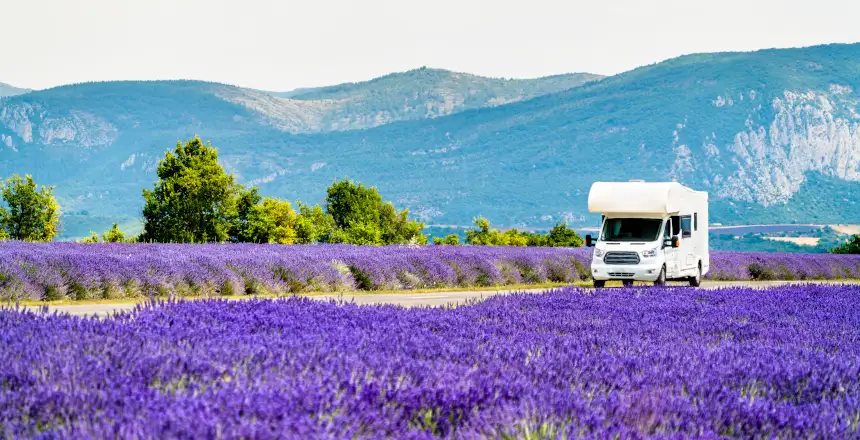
[0,243,593,301]
[2,285,859,438]
[1,242,859,300]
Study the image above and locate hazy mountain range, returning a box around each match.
[0,44,858,239]
[0,82,31,98]
[254,68,603,132]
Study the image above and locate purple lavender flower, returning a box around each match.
[1,284,858,438]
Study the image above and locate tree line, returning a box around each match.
[119,136,426,245]
[7,136,854,252]
[0,136,587,247]
[432,217,584,247]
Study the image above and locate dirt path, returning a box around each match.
[12,280,859,317]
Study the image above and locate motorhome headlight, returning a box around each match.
[594,248,604,258]
[641,247,658,258]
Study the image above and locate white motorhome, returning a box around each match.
[585,181,709,287]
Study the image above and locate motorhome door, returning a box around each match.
[663,219,679,277]
[680,215,696,271]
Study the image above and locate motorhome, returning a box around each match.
[585,181,709,287]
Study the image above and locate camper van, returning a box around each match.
[584,181,709,287]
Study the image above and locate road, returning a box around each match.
[11,280,859,317]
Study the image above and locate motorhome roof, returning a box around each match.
[587,181,706,215]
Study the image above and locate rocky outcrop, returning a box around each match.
[213,87,336,134]
[719,88,860,206]
[0,102,36,142]
[0,102,118,148]
[0,133,15,151]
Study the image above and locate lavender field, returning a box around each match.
[1,242,859,301]
[2,285,859,438]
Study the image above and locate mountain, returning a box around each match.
[0,44,859,239]
[244,68,603,132]
[272,68,602,103]
[250,43,860,229]
[0,82,31,97]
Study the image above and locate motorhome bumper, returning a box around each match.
[591,262,662,281]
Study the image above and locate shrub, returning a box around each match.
[79,232,100,243]
[546,222,584,247]
[433,234,460,246]
[349,265,375,291]
[102,223,127,243]
[748,263,777,281]
[831,234,860,254]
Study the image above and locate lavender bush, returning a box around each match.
[1,285,859,438]
[0,242,858,301]
[707,251,860,280]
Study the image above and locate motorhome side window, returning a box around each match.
[681,216,692,238]
[664,221,671,238]
[694,213,698,231]
[671,216,680,237]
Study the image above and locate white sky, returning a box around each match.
[2,0,859,91]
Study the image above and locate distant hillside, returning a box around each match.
[0,44,858,239]
[280,67,601,102]
[0,82,31,97]
[250,43,860,230]
[267,87,321,99]
[246,68,604,132]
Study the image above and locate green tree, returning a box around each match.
[0,174,61,241]
[241,197,298,244]
[546,222,584,247]
[326,179,383,231]
[831,234,860,254]
[380,203,427,245]
[433,234,460,245]
[324,179,425,245]
[294,202,335,244]
[231,187,262,241]
[503,229,529,246]
[465,217,508,245]
[140,137,242,243]
[524,232,548,247]
[102,222,126,243]
[328,220,383,245]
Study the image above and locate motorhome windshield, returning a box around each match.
[601,218,663,242]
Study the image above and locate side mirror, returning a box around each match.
[672,235,680,248]
[662,239,672,248]
[585,234,594,247]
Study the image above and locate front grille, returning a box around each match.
[603,251,640,265]
[608,272,635,277]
